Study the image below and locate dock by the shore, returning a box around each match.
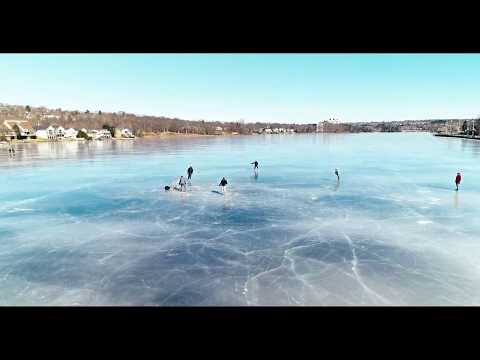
[434,134,480,140]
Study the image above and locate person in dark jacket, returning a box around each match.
[187,166,194,180]
[335,168,340,181]
[219,177,228,192]
[251,161,259,176]
[455,172,462,191]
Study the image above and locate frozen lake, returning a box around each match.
[1,133,480,305]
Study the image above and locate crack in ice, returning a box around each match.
[343,232,390,305]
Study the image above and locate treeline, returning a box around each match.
[56,116,319,136]
[0,104,320,135]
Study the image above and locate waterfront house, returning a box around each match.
[98,129,112,139]
[215,126,223,135]
[0,123,16,140]
[35,129,49,140]
[288,129,295,133]
[121,128,135,138]
[64,128,78,139]
[264,128,272,134]
[55,126,65,138]
[46,125,57,139]
[45,125,65,139]
[37,125,64,140]
[3,120,35,139]
[89,129,112,140]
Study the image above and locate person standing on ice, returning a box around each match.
[187,166,194,181]
[335,168,340,181]
[8,143,15,157]
[219,177,228,193]
[179,176,187,192]
[455,172,462,191]
[251,161,259,179]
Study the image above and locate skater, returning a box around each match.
[334,168,340,181]
[455,172,462,191]
[251,161,259,178]
[179,176,187,192]
[219,177,228,193]
[187,166,194,180]
[164,185,171,191]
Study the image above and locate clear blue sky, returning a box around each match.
[1,54,479,123]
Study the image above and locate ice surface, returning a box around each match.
[1,133,480,305]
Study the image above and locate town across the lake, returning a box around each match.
[1,103,480,144]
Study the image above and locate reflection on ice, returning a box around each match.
[1,133,480,305]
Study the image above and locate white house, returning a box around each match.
[89,129,111,140]
[98,129,112,139]
[121,128,134,138]
[37,125,67,140]
[264,128,272,134]
[35,129,49,140]
[55,126,65,138]
[46,125,57,139]
[214,126,223,135]
[64,128,78,139]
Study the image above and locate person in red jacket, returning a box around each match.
[455,172,462,191]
